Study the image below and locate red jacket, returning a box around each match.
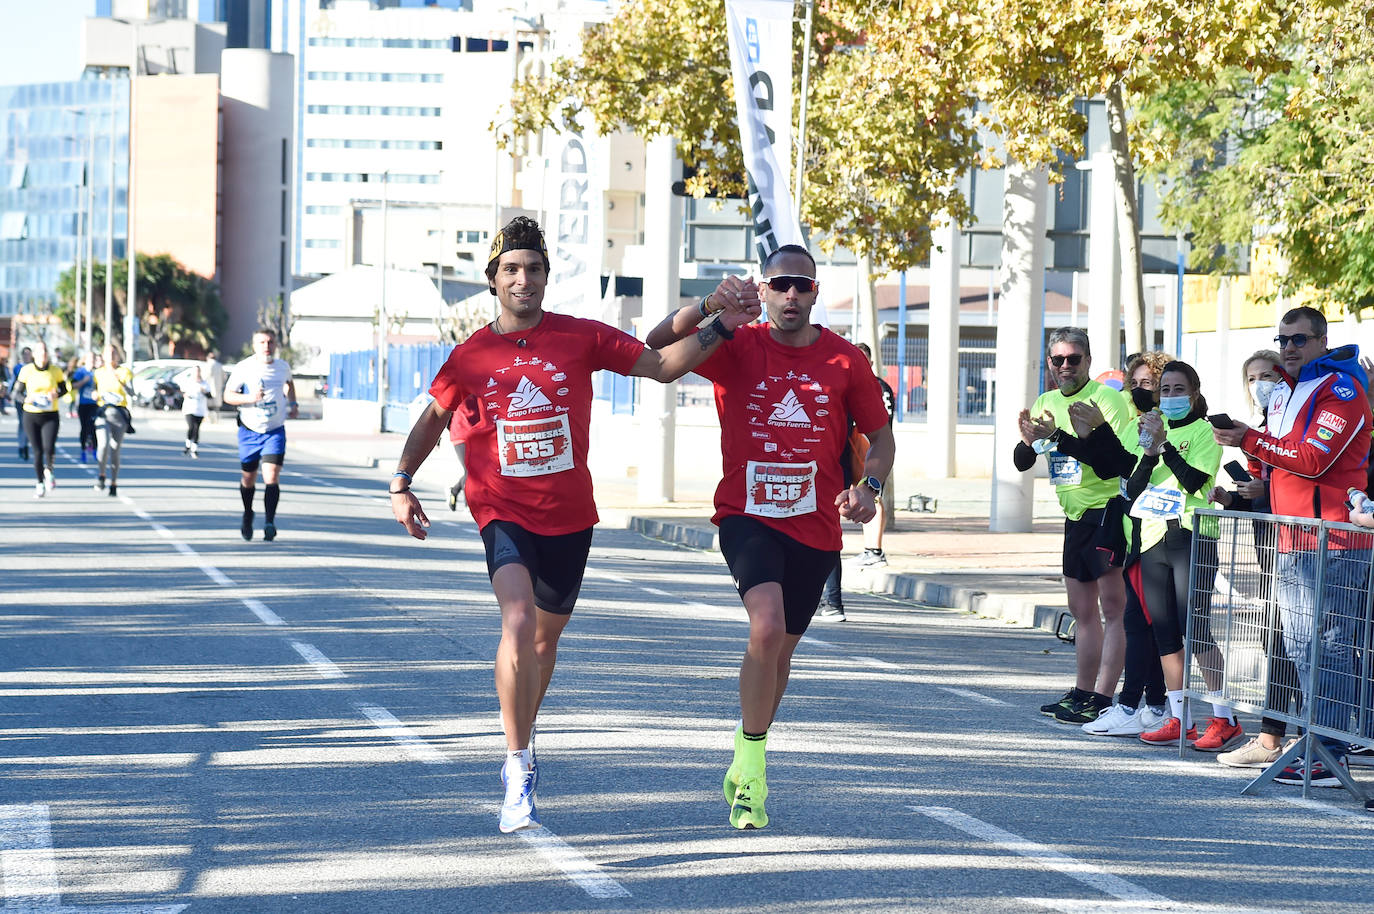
[1241,345,1371,549]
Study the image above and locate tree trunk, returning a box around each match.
[1106,82,1146,357]
[856,250,881,371]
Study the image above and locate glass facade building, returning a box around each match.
[0,78,130,320]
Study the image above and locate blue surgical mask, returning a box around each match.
[1159,396,1192,420]
[1251,379,1276,410]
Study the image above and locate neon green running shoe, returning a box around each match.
[723,724,745,804]
[729,774,768,830]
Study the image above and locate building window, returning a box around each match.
[306,139,442,150]
[308,37,449,49]
[305,205,344,215]
[306,71,444,83]
[306,105,441,117]
[306,172,440,184]
[305,238,342,249]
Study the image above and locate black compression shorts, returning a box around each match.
[1063,507,1119,582]
[480,520,593,615]
[718,514,839,635]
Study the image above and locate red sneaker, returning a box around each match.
[1140,717,1198,745]
[1190,717,1244,752]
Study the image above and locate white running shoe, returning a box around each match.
[1081,703,1146,736]
[1137,705,1168,731]
[43,468,55,492]
[34,482,45,499]
[499,757,540,833]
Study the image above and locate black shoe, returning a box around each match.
[241,509,254,541]
[18,447,28,461]
[1053,693,1112,725]
[95,476,106,491]
[448,481,463,512]
[108,484,116,497]
[817,603,847,622]
[263,521,276,542]
[1040,688,1083,717]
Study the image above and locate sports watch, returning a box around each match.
[861,475,883,497]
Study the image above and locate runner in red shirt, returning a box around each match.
[646,243,895,829]
[388,216,758,834]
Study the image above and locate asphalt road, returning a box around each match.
[2,410,1371,913]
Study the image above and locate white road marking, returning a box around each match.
[641,587,672,597]
[148,522,174,539]
[200,564,234,586]
[0,803,188,913]
[1277,795,1374,827]
[853,655,902,670]
[1,803,59,906]
[288,641,346,679]
[914,806,1296,914]
[515,827,631,899]
[356,703,448,765]
[801,635,832,648]
[939,685,1010,707]
[914,806,1168,904]
[242,598,286,627]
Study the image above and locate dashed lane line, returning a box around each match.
[913,806,1297,914]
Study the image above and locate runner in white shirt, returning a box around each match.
[223,329,298,541]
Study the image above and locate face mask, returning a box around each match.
[1251,379,1276,409]
[1130,387,1156,413]
[1159,396,1192,420]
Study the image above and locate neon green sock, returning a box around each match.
[738,729,768,775]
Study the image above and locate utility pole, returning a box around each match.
[124,21,140,360]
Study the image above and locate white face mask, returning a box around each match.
[1250,379,1276,410]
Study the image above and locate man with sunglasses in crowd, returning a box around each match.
[646,243,894,830]
[1014,327,1133,726]
[1212,306,1370,787]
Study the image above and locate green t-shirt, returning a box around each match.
[1031,379,1132,521]
[1126,415,1222,552]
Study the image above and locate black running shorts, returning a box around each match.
[479,519,593,615]
[1062,506,1117,582]
[718,514,839,635]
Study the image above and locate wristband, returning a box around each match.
[698,295,712,319]
[389,486,410,495]
[289,401,299,407]
[392,471,412,483]
[709,316,735,340]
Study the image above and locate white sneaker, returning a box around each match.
[1081,703,1145,736]
[43,468,55,492]
[34,482,45,499]
[498,757,540,833]
[1137,705,1168,730]
[857,548,888,568]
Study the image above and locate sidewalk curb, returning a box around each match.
[619,511,1070,637]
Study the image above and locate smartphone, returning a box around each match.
[1207,413,1235,429]
[1223,460,1252,483]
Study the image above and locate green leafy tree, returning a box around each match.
[1141,1,1374,314]
[56,253,226,358]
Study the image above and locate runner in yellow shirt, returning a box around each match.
[92,344,135,496]
[13,341,67,497]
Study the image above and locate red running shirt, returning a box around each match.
[695,325,889,551]
[428,313,644,535]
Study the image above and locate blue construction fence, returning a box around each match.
[328,342,637,431]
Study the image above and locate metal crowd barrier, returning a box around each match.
[1183,508,1374,800]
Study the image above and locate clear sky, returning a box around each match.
[0,0,96,88]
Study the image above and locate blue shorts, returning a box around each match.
[238,425,286,470]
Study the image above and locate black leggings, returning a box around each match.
[22,410,59,482]
[77,402,99,451]
[185,414,204,444]
[1141,526,1219,657]
[1121,562,1166,709]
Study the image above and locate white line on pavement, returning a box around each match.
[801,635,832,648]
[641,587,672,597]
[938,685,1010,706]
[515,827,631,899]
[913,806,1170,904]
[242,598,286,627]
[914,806,1299,914]
[1276,795,1374,827]
[288,641,346,679]
[356,703,449,765]
[853,655,902,670]
[0,803,189,913]
[0,803,59,906]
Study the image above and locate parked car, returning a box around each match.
[130,360,200,406]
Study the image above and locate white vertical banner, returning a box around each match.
[542,126,607,320]
[725,0,826,325]
[725,0,801,261]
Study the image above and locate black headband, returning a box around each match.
[487,226,549,268]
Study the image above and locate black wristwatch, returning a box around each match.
[861,475,883,497]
